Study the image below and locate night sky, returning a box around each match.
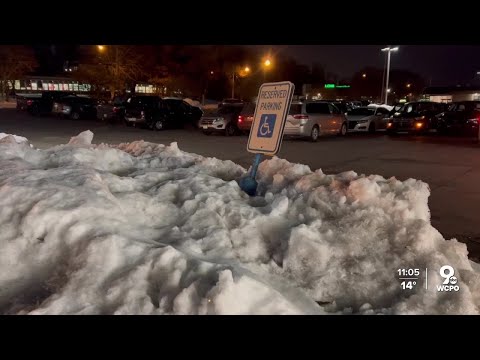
[34,45,480,86]
[250,45,480,86]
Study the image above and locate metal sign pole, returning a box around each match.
[239,153,263,196]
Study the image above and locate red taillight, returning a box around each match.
[293,114,309,125]
[26,100,33,106]
[293,114,309,120]
[238,115,243,123]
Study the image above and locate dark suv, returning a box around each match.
[387,101,446,134]
[436,101,480,136]
[162,98,203,128]
[123,96,203,130]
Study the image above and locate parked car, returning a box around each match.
[350,101,363,108]
[96,95,126,123]
[436,101,480,136]
[237,102,256,134]
[386,101,446,134]
[123,96,201,130]
[284,101,348,141]
[52,96,97,120]
[346,106,390,133]
[162,98,203,128]
[323,99,349,114]
[123,95,163,129]
[16,91,74,115]
[199,102,244,136]
[387,103,404,117]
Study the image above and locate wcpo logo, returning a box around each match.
[436,265,460,292]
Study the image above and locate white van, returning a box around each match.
[284,101,348,141]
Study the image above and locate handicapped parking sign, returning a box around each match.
[240,81,295,196]
[257,114,276,138]
[247,81,295,156]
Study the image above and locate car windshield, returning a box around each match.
[218,105,243,114]
[127,96,158,106]
[347,108,375,116]
[288,104,303,115]
[400,103,422,113]
[240,102,256,115]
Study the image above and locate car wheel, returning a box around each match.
[310,125,319,142]
[124,120,132,127]
[339,122,347,136]
[225,123,236,136]
[368,122,375,133]
[154,119,164,131]
[71,112,80,120]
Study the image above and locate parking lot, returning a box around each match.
[2,108,480,260]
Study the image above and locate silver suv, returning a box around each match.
[284,101,348,141]
[199,102,244,136]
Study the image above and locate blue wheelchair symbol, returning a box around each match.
[257,114,276,138]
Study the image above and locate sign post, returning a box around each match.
[239,81,295,196]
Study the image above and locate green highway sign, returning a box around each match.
[324,84,335,89]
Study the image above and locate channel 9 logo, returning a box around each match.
[436,265,460,292]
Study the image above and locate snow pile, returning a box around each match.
[0,132,29,144]
[0,131,479,315]
[183,98,202,109]
[368,103,394,111]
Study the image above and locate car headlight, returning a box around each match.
[467,118,478,124]
[213,117,224,123]
[63,105,71,112]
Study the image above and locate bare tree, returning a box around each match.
[0,46,37,101]
[76,45,146,98]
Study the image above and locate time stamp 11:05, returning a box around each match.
[397,266,460,292]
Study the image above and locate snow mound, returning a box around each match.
[0,132,29,144]
[0,131,479,315]
[183,98,202,109]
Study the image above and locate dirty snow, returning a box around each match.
[0,130,479,315]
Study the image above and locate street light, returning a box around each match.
[362,73,367,78]
[406,83,411,88]
[97,45,105,51]
[381,46,398,105]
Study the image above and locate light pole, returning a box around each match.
[97,45,120,97]
[263,58,272,82]
[231,68,235,98]
[381,46,398,105]
[231,66,250,99]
